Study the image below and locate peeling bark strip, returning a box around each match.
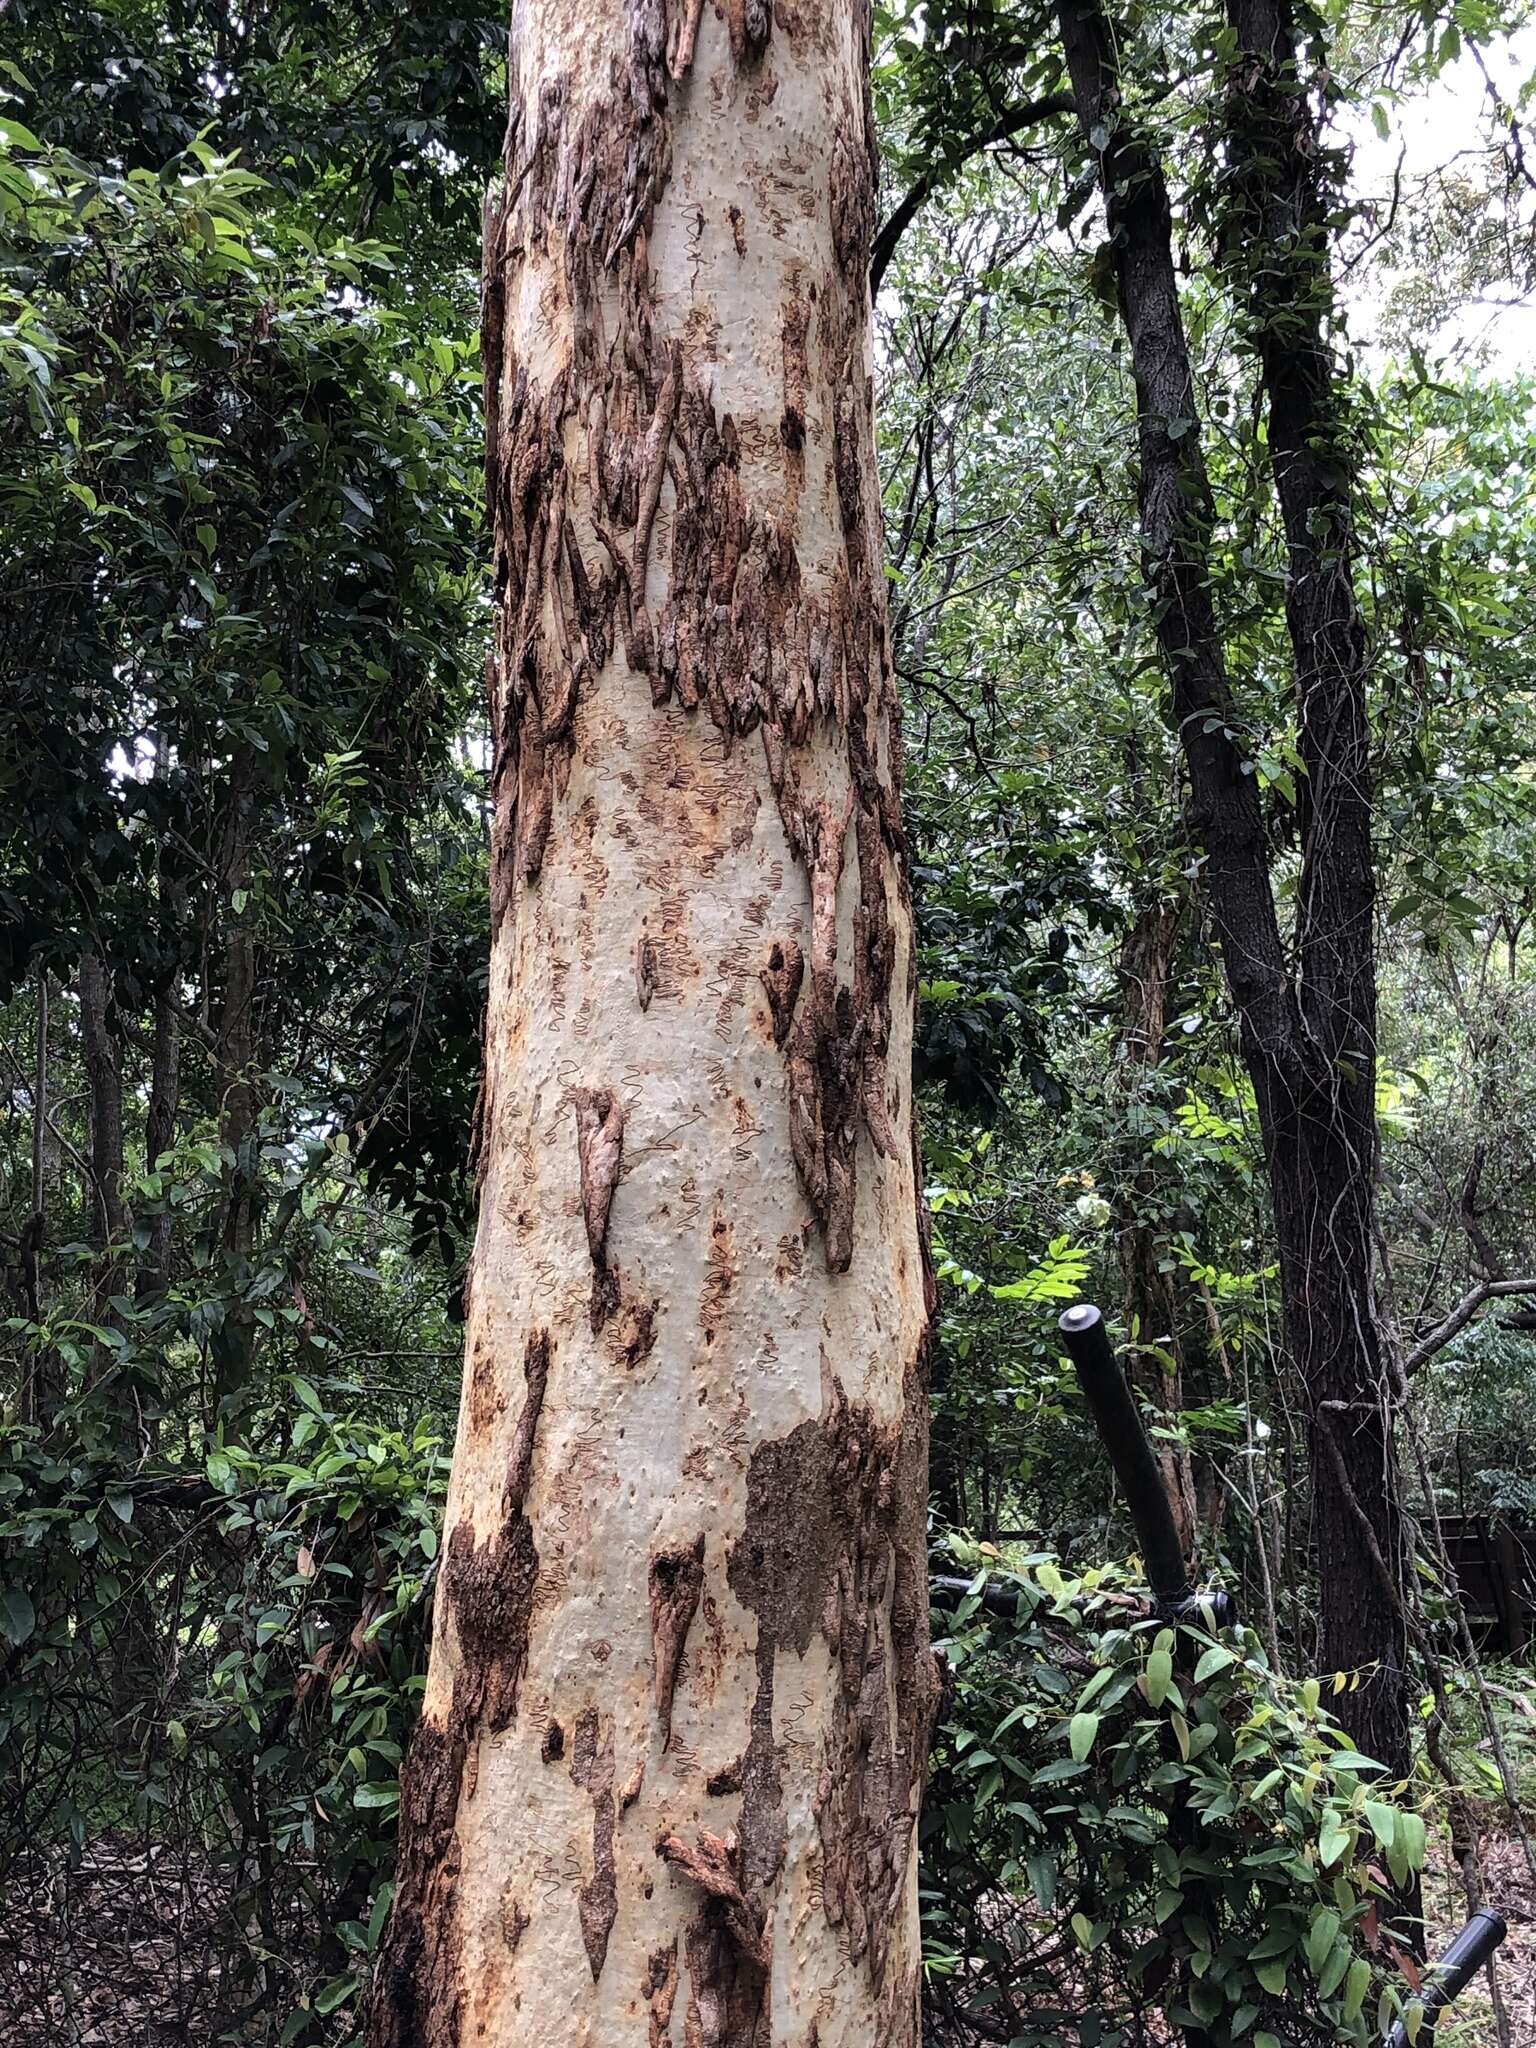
[649,1534,706,1746]
[571,1705,620,1978]
[373,0,933,2041]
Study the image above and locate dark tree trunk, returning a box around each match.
[1055,0,1409,1787]
[1219,0,1407,1783]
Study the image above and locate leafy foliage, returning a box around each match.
[925,1553,1432,2048]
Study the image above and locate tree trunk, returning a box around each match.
[78,947,129,1335]
[213,750,259,1416]
[1113,897,1197,1563]
[1219,0,1408,1784]
[1056,0,1409,1784]
[371,3,939,2044]
[140,985,181,1299]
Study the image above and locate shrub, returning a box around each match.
[923,1545,1430,2048]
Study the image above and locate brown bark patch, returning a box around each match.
[570,1704,619,1979]
[467,1339,505,1436]
[613,1294,659,1371]
[636,931,660,1009]
[644,1939,681,2048]
[655,1835,770,1974]
[662,1832,770,2048]
[780,284,809,455]
[728,1370,938,1998]
[443,1328,550,1738]
[501,1890,530,1951]
[649,1532,706,1745]
[758,938,803,1049]
[541,1717,565,1764]
[368,1718,465,2048]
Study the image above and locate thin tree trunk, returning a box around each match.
[19,971,62,1425]
[78,947,129,1337]
[1055,0,1410,1784]
[371,3,938,2044]
[1113,897,1197,1561]
[213,751,259,1415]
[140,987,181,1299]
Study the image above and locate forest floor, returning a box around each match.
[4,1836,236,2045]
[1425,1829,1536,2048]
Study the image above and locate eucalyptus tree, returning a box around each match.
[370,0,938,2042]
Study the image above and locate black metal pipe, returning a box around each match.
[1058,1302,1194,1610]
[930,1573,1025,1620]
[1383,1909,1506,2047]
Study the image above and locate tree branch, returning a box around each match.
[1405,1279,1536,1375]
[869,92,1075,294]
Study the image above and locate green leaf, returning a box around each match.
[1306,1909,1340,1978]
[1145,1647,1173,1707]
[1397,1810,1427,1868]
[354,1780,400,1810]
[1364,1799,1397,1850]
[0,1587,35,1645]
[313,1973,358,2016]
[1317,1942,1351,1999]
[367,1883,395,1950]
[1069,1711,1100,1762]
[1253,1958,1287,1997]
[0,116,44,151]
[1193,1645,1234,1683]
[1318,1812,1351,1868]
[1342,1956,1371,2021]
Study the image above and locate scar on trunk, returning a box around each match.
[759,937,804,1048]
[655,1829,768,1971]
[780,286,809,454]
[573,1087,624,1331]
[648,1533,706,1746]
[644,1939,680,2048]
[635,931,660,1009]
[570,1704,618,1980]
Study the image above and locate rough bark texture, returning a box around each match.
[1220,0,1407,1783]
[371,2,938,2041]
[1056,0,1409,1783]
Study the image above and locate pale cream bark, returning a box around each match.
[370,2,937,2043]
